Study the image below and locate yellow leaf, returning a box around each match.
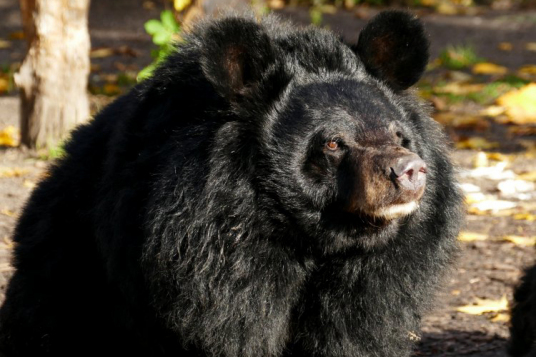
[174,0,192,12]
[503,235,536,247]
[0,126,19,147]
[268,0,285,9]
[456,296,508,315]
[481,105,506,117]
[452,290,461,296]
[456,137,499,150]
[498,42,513,51]
[436,82,485,95]
[472,62,508,75]
[518,171,536,181]
[518,65,536,76]
[526,43,536,52]
[9,31,24,40]
[513,213,536,221]
[0,209,16,218]
[496,84,536,124]
[0,39,11,49]
[0,78,9,93]
[90,48,114,58]
[0,168,30,178]
[23,180,36,189]
[103,83,120,96]
[458,232,488,242]
[491,312,510,322]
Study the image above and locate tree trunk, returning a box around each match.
[16,0,91,150]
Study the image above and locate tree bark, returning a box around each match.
[16,0,91,150]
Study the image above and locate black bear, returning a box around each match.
[510,265,536,356]
[0,11,463,357]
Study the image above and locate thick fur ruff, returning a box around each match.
[0,11,463,357]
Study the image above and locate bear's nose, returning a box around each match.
[391,154,427,192]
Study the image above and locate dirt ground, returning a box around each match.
[1,0,536,356]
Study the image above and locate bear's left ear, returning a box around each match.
[354,11,429,91]
[200,17,277,102]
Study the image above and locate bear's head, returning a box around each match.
[200,11,432,253]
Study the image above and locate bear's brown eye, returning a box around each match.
[326,140,339,150]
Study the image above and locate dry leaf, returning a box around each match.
[103,83,120,96]
[174,0,192,11]
[0,167,30,178]
[471,200,517,212]
[472,62,508,75]
[518,171,536,181]
[456,296,508,315]
[526,43,536,52]
[458,232,488,242]
[0,39,11,49]
[23,180,36,189]
[452,290,461,296]
[497,84,536,124]
[503,235,536,247]
[481,105,505,117]
[9,31,24,40]
[456,137,499,150]
[0,126,19,147]
[268,0,285,9]
[513,213,536,221]
[498,42,513,51]
[518,65,536,76]
[436,82,485,95]
[0,209,16,218]
[0,78,9,93]
[433,113,488,130]
[491,313,510,323]
[90,48,115,58]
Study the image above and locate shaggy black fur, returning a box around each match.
[510,265,536,356]
[0,11,463,357]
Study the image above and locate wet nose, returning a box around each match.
[391,154,427,191]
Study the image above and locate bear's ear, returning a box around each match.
[200,17,276,101]
[354,11,429,91]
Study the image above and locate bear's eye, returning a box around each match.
[326,140,339,151]
[395,131,411,148]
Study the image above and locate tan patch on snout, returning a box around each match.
[345,147,425,221]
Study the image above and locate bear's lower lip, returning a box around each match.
[370,201,418,220]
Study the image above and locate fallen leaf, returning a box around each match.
[518,65,536,76]
[456,296,508,315]
[452,290,461,295]
[513,213,536,221]
[433,113,488,130]
[23,180,36,189]
[0,126,19,147]
[0,39,11,49]
[473,151,488,167]
[496,84,536,124]
[503,235,536,247]
[481,105,505,117]
[8,31,24,40]
[471,200,517,212]
[103,83,120,96]
[0,209,16,218]
[456,137,499,150]
[458,232,488,242]
[174,0,192,11]
[0,167,30,178]
[435,82,485,95]
[518,171,536,181]
[0,78,9,93]
[90,48,115,58]
[491,313,510,323]
[526,42,536,52]
[472,62,508,75]
[498,42,513,51]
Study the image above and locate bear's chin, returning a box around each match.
[369,201,419,221]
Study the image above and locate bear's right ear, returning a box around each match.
[200,17,277,102]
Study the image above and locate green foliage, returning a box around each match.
[138,10,181,81]
[439,45,483,70]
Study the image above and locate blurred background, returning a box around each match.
[1,0,536,355]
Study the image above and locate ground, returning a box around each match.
[1,0,536,356]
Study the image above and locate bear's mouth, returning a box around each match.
[368,201,419,221]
